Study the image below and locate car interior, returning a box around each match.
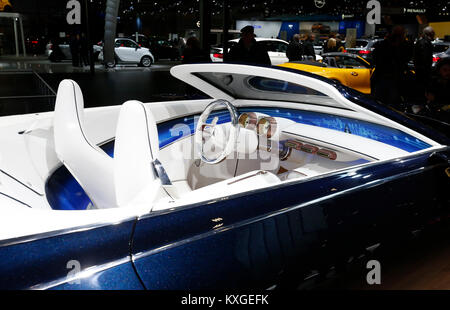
[51,78,412,211]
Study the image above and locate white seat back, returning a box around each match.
[114,100,164,207]
[53,80,117,209]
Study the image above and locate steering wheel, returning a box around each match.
[195,99,240,164]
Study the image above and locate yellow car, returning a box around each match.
[0,0,12,12]
[279,52,374,94]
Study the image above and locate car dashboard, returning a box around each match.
[235,111,387,182]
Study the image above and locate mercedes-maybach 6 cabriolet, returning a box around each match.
[0,64,449,289]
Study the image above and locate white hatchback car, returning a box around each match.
[211,38,322,65]
[98,38,155,68]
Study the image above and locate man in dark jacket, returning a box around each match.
[225,25,271,66]
[303,33,316,61]
[182,36,210,64]
[286,34,304,62]
[80,33,90,67]
[371,26,411,107]
[69,34,80,67]
[414,26,435,98]
[426,58,450,115]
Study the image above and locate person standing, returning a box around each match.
[425,58,450,115]
[371,26,411,107]
[414,26,435,100]
[70,34,81,67]
[181,36,210,64]
[286,34,304,62]
[303,33,316,61]
[335,34,346,52]
[225,25,271,66]
[324,38,338,53]
[80,33,90,67]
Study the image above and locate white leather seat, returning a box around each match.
[114,100,171,207]
[53,80,116,209]
[54,80,184,209]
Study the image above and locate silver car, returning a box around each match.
[431,40,450,67]
[346,38,383,61]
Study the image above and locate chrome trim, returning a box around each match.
[282,130,379,161]
[196,99,240,165]
[133,163,446,261]
[29,256,131,290]
[227,171,267,185]
[0,216,137,248]
[152,159,172,186]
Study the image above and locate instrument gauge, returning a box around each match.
[257,117,277,138]
[238,112,257,130]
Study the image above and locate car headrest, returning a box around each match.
[114,100,163,207]
[54,79,116,209]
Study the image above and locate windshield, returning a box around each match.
[193,71,346,109]
[354,40,369,48]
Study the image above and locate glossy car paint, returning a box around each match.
[279,54,374,94]
[2,146,448,289]
[0,219,142,289]
[131,148,449,289]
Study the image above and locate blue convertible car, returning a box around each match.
[0,64,449,289]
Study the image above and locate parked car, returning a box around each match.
[127,34,180,61]
[346,38,383,63]
[149,38,180,61]
[25,37,48,55]
[0,63,448,289]
[47,38,103,62]
[128,34,151,48]
[407,39,450,70]
[279,52,374,94]
[98,38,155,67]
[431,40,450,67]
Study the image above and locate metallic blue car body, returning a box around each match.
[0,69,449,290]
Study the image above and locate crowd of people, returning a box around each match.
[179,24,448,123]
[285,33,318,62]
[370,25,449,122]
[286,32,346,62]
